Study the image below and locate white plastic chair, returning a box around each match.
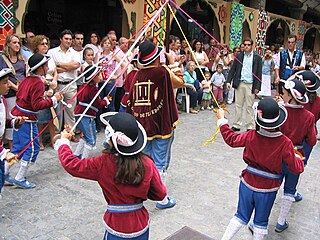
[178,87,190,113]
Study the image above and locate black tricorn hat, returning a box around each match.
[255,98,287,129]
[281,78,309,104]
[138,40,163,66]
[83,65,101,82]
[291,70,320,93]
[28,53,51,73]
[100,112,147,156]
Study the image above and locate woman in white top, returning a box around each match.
[191,40,209,81]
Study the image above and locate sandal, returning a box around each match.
[40,144,45,151]
[190,109,198,114]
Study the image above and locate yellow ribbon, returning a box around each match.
[168,5,228,145]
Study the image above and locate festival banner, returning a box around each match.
[144,0,167,46]
[0,0,15,51]
[229,2,244,51]
[296,20,307,50]
[255,10,269,56]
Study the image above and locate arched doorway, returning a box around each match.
[23,0,126,47]
[242,20,251,40]
[170,0,218,43]
[266,19,290,46]
[303,27,318,51]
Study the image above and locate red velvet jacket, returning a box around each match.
[58,144,166,234]
[121,69,138,107]
[127,65,179,140]
[220,124,304,191]
[11,76,53,121]
[281,104,317,152]
[74,84,108,117]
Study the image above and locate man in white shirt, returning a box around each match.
[274,34,305,94]
[48,29,81,141]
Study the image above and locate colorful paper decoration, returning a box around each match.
[0,0,15,51]
[143,0,167,46]
[255,10,269,56]
[296,20,307,50]
[229,2,245,51]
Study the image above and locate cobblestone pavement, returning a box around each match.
[1,103,320,240]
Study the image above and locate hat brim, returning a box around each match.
[85,66,101,82]
[0,68,13,79]
[138,46,163,66]
[29,55,51,73]
[100,112,147,156]
[280,79,309,104]
[255,105,287,129]
[306,78,320,92]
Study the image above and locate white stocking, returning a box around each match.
[221,217,245,240]
[14,160,29,181]
[74,139,85,157]
[81,144,96,159]
[277,195,294,225]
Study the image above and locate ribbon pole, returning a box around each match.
[70,0,170,132]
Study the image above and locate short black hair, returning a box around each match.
[287,34,297,41]
[243,37,253,45]
[60,29,73,39]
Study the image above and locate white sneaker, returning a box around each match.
[207,106,212,110]
[200,107,204,110]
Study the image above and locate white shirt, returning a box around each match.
[275,49,306,70]
[48,46,81,82]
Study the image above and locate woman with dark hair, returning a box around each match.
[54,112,166,240]
[84,31,101,57]
[191,40,209,82]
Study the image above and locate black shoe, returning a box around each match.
[231,126,240,132]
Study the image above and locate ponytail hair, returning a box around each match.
[114,153,145,185]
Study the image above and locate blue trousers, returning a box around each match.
[75,116,96,147]
[303,140,312,165]
[281,162,301,197]
[143,133,174,172]
[12,122,40,163]
[235,181,277,229]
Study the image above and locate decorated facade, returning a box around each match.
[0,0,319,53]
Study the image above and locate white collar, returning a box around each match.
[284,103,303,108]
[257,128,283,138]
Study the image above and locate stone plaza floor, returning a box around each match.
[1,104,320,239]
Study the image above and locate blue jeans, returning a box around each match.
[103,228,149,240]
[12,122,40,163]
[143,133,174,172]
[281,162,300,197]
[235,181,277,229]
[75,116,96,147]
[119,105,126,113]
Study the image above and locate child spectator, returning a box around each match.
[5,54,63,189]
[211,64,225,106]
[74,65,109,159]
[0,68,25,199]
[201,71,212,110]
[218,98,304,240]
[54,112,166,239]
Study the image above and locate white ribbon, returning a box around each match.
[70,0,170,132]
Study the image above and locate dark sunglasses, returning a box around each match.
[244,44,252,46]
